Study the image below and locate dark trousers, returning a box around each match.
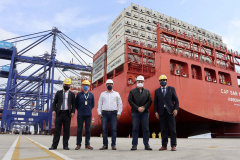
[52,111,71,148]
[160,108,177,147]
[102,110,117,147]
[131,112,150,146]
[76,115,92,146]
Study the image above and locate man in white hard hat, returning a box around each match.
[97,79,123,150]
[49,78,75,150]
[128,75,153,151]
[154,75,179,151]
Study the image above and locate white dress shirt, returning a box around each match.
[97,90,123,115]
[61,90,69,110]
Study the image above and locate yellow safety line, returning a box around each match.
[24,136,65,160]
[21,156,52,160]
[11,136,20,160]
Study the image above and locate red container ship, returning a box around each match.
[51,24,240,138]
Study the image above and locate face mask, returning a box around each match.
[63,85,70,90]
[137,83,144,88]
[83,86,89,91]
[160,81,167,86]
[107,85,113,90]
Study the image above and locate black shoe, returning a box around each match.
[63,147,70,150]
[99,146,108,150]
[131,145,137,151]
[49,146,57,150]
[112,145,117,150]
[145,145,152,150]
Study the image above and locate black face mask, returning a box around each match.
[63,85,70,90]
[107,85,113,90]
[160,81,167,86]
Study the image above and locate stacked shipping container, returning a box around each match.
[92,3,230,83]
[106,3,226,73]
[92,45,107,83]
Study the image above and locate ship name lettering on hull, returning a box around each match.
[221,89,239,96]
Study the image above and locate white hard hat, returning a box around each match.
[136,75,145,81]
[106,79,114,84]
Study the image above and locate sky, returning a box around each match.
[0,0,240,87]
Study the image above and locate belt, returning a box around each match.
[60,110,69,112]
[103,110,117,112]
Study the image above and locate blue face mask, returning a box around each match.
[107,85,113,90]
[83,86,89,91]
[160,81,167,86]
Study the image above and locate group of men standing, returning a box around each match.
[49,74,179,151]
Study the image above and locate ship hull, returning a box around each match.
[52,51,240,138]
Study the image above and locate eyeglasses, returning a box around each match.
[160,79,167,82]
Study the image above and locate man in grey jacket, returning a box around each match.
[128,75,152,151]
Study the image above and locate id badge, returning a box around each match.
[85,101,88,105]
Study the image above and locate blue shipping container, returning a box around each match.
[0,41,14,50]
[1,66,10,71]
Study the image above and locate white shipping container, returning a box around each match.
[146,32,153,41]
[186,23,192,31]
[139,5,145,14]
[92,61,105,75]
[108,27,131,47]
[132,37,140,45]
[139,14,145,22]
[163,14,170,23]
[146,41,153,48]
[152,18,158,26]
[107,45,125,65]
[108,8,131,32]
[93,52,106,67]
[176,19,181,27]
[170,17,176,25]
[107,35,130,57]
[145,8,152,16]
[152,10,158,18]
[153,42,157,49]
[132,28,139,37]
[159,13,164,20]
[146,24,152,33]
[153,35,157,42]
[139,22,146,30]
[181,21,187,29]
[171,25,177,32]
[132,19,138,28]
[145,16,152,24]
[152,26,157,33]
[107,54,125,74]
[128,3,139,12]
[92,69,104,83]
[164,22,170,30]
[139,30,146,39]
[108,18,125,40]
[139,38,147,46]
[176,27,183,34]
[132,11,138,20]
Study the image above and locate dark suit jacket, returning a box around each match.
[128,87,152,113]
[52,90,76,116]
[154,86,179,116]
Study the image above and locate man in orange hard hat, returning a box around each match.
[49,78,75,150]
[154,75,179,151]
[75,80,94,150]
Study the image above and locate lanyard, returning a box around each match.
[84,93,89,100]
